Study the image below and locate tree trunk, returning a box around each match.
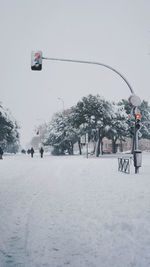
[95,138,100,157]
[68,142,73,155]
[78,140,82,155]
[95,130,103,157]
[100,141,103,155]
[112,137,117,153]
[120,139,123,152]
[71,142,74,155]
[93,141,96,154]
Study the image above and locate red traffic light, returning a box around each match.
[136,114,141,119]
[31,51,42,71]
[35,53,40,58]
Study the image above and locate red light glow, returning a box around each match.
[136,114,141,119]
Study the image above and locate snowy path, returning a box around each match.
[0,153,150,267]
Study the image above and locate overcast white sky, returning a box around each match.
[0,0,150,147]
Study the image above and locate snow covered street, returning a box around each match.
[0,153,150,267]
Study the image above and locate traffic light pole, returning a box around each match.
[134,129,142,174]
[135,130,139,151]
[130,107,142,174]
[41,55,142,173]
[42,56,135,95]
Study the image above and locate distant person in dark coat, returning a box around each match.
[40,147,44,158]
[27,149,31,155]
[0,147,3,159]
[30,147,34,158]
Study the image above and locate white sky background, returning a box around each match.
[0,0,150,147]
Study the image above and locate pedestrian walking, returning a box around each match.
[0,147,3,159]
[40,147,44,158]
[27,149,31,155]
[30,147,34,158]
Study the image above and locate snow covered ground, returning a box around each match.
[0,152,150,267]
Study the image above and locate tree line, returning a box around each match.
[0,103,20,153]
[40,94,150,156]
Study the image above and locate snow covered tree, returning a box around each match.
[106,102,128,153]
[44,110,79,155]
[0,103,20,152]
[72,95,113,156]
[43,95,150,156]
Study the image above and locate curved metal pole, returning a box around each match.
[43,57,135,95]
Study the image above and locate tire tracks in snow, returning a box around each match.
[23,188,45,266]
[0,163,43,266]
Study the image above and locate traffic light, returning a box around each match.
[135,113,141,130]
[31,51,42,70]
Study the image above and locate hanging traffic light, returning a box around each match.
[31,51,42,70]
[135,113,141,130]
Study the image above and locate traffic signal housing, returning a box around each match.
[31,51,42,70]
[135,113,141,130]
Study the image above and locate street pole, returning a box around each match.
[134,127,139,174]
[43,56,135,95]
[86,133,88,158]
[132,107,142,174]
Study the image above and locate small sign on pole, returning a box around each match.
[85,133,88,144]
[129,95,141,107]
[85,133,88,158]
[80,135,86,144]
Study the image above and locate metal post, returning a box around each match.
[135,129,139,174]
[86,143,88,158]
[86,133,88,158]
[131,107,142,174]
[135,130,139,150]
[131,135,135,154]
[134,122,142,174]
